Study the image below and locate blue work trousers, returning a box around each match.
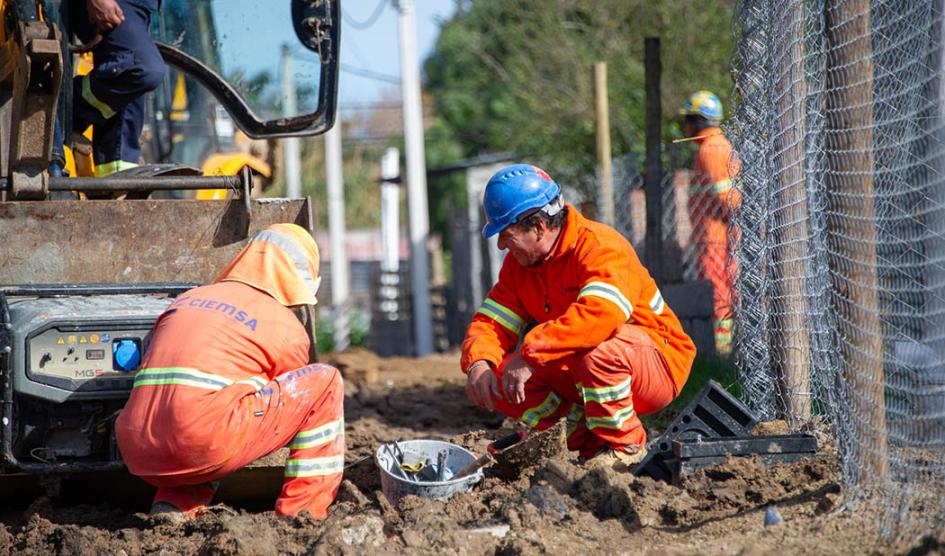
[72,0,165,174]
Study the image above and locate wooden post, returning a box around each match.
[594,62,615,227]
[644,37,664,282]
[823,0,887,480]
[771,2,812,424]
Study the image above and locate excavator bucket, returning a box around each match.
[0,198,314,285]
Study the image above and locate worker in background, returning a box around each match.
[680,91,741,353]
[115,223,344,520]
[461,165,697,469]
[71,0,166,176]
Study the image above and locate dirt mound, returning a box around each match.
[0,352,933,555]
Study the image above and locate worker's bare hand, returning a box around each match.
[87,0,124,31]
[465,362,500,411]
[501,354,532,405]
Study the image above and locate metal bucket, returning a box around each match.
[375,440,483,506]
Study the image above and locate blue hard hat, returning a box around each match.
[482,164,561,238]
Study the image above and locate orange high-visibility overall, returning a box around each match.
[115,223,344,518]
[688,127,741,342]
[461,206,696,457]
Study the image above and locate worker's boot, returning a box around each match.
[585,444,647,473]
[148,482,219,524]
[148,501,189,525]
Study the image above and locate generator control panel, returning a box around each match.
[6,295,172,403]
[28,325,152,382]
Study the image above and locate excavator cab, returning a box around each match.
[152,0,338,141]
[143,0,334,198]
[0,0,339,488]
[0,0,338,197]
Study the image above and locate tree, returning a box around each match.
[424,0,734,199]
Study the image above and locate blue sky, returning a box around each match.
[204,1,457,120]
[338,1,458,108]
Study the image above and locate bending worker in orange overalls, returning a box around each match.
[680,91,741,352]
[116,223,344,519]
[462,165,696,468]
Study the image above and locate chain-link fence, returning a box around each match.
[612,143,738,355]
[732,0,945,536]
[612,152,644,249]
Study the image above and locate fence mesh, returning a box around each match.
[731,0,945,535]
[612,144,736,357]
[612,152,644,249]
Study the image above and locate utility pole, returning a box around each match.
[643,39,664,281]
[325,110,349,350]
[280,44,301,198]
[396,0,434,356]
[771,3,811,424]
[374,148,406,353]
[594,62,614,227]
[380,148,400,275]
[824,0,886,481]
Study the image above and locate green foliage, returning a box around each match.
[347,312,370,347]
[424,0,734,198]
[315,311,370,354]
[316,320,335,354]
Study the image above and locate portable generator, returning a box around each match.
[0,285,187,473]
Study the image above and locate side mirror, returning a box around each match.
[292,0,337,62]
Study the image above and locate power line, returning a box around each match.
[342,0,388,30]
[340,63,400,84]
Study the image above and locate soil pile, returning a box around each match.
[1,351,940,555]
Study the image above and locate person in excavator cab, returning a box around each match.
[461,164,697,470]
[69,0,166,176]
[115,223,344,520]
[680,90,741,353]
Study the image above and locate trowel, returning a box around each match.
[491,421,566,478]
[454,421,566,480]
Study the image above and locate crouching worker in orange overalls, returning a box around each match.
[462,165,697,469]
[116,223,344,519]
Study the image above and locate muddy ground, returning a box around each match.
[1,349,943,555]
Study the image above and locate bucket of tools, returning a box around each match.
[375,439,483,506]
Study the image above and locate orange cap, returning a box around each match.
[215,223,321,306]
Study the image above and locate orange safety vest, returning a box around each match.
[116,223,320,477]
[689,127,741,243]
[461,205,696,393]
